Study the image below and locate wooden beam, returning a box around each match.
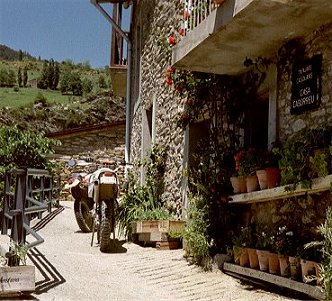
[223,263,325,300]
[229,174,332,204]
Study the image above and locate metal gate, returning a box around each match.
[1,168,61,249]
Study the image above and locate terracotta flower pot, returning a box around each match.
[246,175,259,192]
[256,169,268,190]
[278,254,290,277]
[213,0,226,4]
[265,167,281,188]
[300,259,320,284]
[233,247,249,267]
[256,249,270,272]
[247,248,259,269]
[230,176,247,194]
[289,256,301,280]
[268,252,280,275]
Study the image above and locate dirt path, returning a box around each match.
[16,201,300,301]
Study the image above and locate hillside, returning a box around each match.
[0,45,124,133]
[0,90,125,133]
[0,44,34,61]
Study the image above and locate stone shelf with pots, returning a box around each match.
[223,263,325,300]
[228,174,332,205]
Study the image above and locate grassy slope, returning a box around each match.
[0,87,80,108]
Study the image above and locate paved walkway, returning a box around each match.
[6,202,302,300]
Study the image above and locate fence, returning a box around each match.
[182,0,218,34]
[1,168,61,250]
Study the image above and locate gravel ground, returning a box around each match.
[2,201,307,301]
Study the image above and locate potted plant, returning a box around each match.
[232,226,251,267]
[265,142,281,188]
[0,240,35,294]
[231,148,260,193]
[255,225,274,272]
[274,225,300,277]
[230,149,247,194]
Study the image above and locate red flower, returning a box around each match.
[166,78,172,86]
[168,36,177,46]
[183,11,190,20]
[182,111,190,120]
[178,29,185,36]
[166,66,175,74]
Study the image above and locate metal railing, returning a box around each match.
[1,168,61,249]
[183,0,218,34]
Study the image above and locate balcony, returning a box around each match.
[172,0,332,75]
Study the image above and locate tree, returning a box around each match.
[7,69,16,87]
[71,73,83,96]
[0,67,7,87]
[17,67,22,87]
[60,70,71,94]
[23,66,28,87]
[82,77,93,95]
[98,74,107,89]
[18,49,23,61]
[53,62,60,90]
[37,60,48,89]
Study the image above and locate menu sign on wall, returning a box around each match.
[291,54,322,114]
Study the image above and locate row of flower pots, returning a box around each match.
[230,167,281,194]
[234,247,320,284]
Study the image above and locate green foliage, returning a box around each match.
[34,92,48,106]
[139,145,167,205]
[232,226,253,248]
[60,71,83,96]
[118,184,171,239]
[37,59,60,90]
[17,67,22,87]
[310,152,328,178]
[118,144,170,239]
[0,66,16,87]
[318,207,332,300]
[8,240,28,266]
[0,125,60,175]
[275,127,332,187]
[182,193,211,268]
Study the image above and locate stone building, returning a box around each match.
[93,0,332,293]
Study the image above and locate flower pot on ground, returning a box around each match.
[256,169,267,190]
[230,176,246,194]
[265,167,281,188]
[247,248,259,269]
[268,252,280,275]
[246,175,259,192]
[278,254,290,277]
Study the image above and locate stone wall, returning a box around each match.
[130,0,186,217]
[48,124,126,192]
[278,22,332,141]
[244,22,332,245]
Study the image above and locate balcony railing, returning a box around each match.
[183,0,219,34]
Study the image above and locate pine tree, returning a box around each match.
[17,67,22,87]
[47,59,55,89]
[23,66,28,87]
[53,62,60,90]
[37,60,48,89]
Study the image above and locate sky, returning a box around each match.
[0,0,130,68]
